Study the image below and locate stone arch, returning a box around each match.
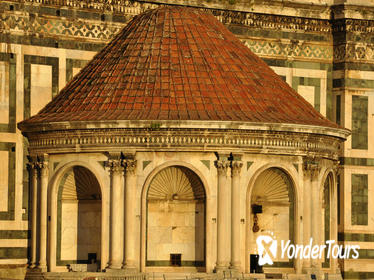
[57,166,101,270]
[245,163,300,273]
[141,163,209,272]
[48,160,109,272]
[320,170,335,269]
[147,166,205,201]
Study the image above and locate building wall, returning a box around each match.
[0,0,373,278]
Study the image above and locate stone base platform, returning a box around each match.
[25,270,147,280]
[24,270,342,280]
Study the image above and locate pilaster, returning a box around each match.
[107,154,125,270]
[215,154,231,272]
[230,157,243,271]
[124,156,138,271]
[37,155,49,271]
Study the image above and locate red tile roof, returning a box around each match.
[20,6,339,129]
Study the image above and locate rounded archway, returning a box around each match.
[248,167,295,272]
[57,166,102,271]
[145,166,206,271]
[322,172,333,268]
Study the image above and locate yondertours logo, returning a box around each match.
[256,234,360,265]
[257,234,277,265]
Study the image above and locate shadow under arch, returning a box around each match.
[245,163,300,273]
[320,170,335,269]
[47,160,108,272]
[140,161,210,272]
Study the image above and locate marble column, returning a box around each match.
[37,158,49,271]
[108,158,125,269]
[28,159,38,268]
[230,159,243,270]
[331,164,340,274]
[215,157,231,272]
[124,159,137,271]
[302,159,320,272]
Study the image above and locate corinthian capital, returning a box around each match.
[107,159,124,175]
[215,160,230,176]
[36,155,49,177]
[303,157,321,180]
[125,159,137,175]
[231,161,243,176]
[27,156,38,175]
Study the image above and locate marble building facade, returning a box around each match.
[0,0,373,279]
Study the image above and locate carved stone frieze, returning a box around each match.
[25,128,343,160]
[2,0,333,44]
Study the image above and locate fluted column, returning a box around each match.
[37,158,49,271]
[28,159,38,268]
[124,159,138,271]
[108,158,125,269]
[303,158,320,272]
[215,156,231,272]
[230,159,243,270]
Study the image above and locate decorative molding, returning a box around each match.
[10,0,157,14]
[4,1,332,33]
[25,129,342,160]
[244,39,332,61]
[0,1,335,46]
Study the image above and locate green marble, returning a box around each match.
[351,174,368,226]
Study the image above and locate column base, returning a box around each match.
[27,263,37,269]
[107,262,123,271]
[214,264,230,274]
[122,266,138,273]
[37,265,47,272]
[106,266,123,271]
[229,262,241,271]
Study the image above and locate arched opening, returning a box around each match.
[146,166,206,271]
[249,167,295,273]
[322,172,333,268]
[57,166,102,271]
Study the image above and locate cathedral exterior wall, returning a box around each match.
[0,0,373,278]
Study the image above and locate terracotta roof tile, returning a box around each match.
[20,6,339,129]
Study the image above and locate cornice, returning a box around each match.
[18,120,350,139]
[24,127,344,160]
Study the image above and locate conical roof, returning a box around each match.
[20,6,339,129]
